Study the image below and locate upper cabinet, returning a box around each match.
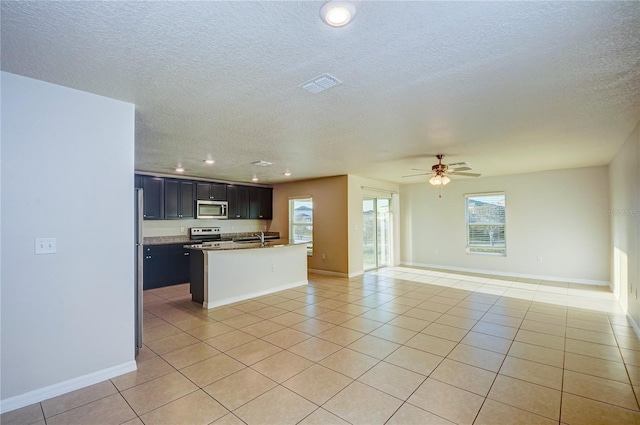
[136,174,271,221]
[227,185,249,219]
[140,176,164,219]
[249,187,273,220]
[164,179,194,219]
[196,182,227,201]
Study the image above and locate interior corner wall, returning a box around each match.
[400,166,611,284]
[347,175,400,277]
[609,119,640,331]
[1,72,136,411]
[271,176,349,275]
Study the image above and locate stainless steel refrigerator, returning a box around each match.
[134,188,144,356]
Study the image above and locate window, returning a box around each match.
[465,193,506,255]
[289,197,313,255]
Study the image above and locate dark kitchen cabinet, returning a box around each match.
[134,175,142,189]
[165,179,194,219]
[135,175,272,221]
[143,244,190,290]
[227,185,249,219]
[175,248,191,284]
[196,182,227,201]
[140,176,164,220]
[143,247,164,289]
[249,187,273,219]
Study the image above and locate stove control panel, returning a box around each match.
[190,227,221,237]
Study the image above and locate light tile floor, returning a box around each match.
[4,266,640,425]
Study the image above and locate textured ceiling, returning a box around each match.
[2,1,639,184]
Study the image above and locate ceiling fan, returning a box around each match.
[403,154,481,186]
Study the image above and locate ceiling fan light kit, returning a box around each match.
[429,174,450,186]
[403,154,480,192]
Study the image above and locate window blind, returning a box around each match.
[465,193,506,255]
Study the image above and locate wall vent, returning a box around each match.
[300,74,342,94]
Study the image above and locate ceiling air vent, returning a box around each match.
[252,160,273,167]
[300,74,342,94]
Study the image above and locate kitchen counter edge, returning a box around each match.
[184,239,303,251]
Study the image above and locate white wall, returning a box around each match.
[400,166,610,284]
[1,72,136,411]
[347,175,400,277]
[609,119,640,330]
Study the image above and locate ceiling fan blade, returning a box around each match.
[449,167,472,172]
[453,172,481,177]
[411,168,430,171]
[402,173,428,178]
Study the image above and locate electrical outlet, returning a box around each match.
[180,227,185,233]
[322,253,326,260]
[35,237,57,255]
[537,256,543,263]
[272,264,277,272]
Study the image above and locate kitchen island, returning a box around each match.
[186,241,308,309]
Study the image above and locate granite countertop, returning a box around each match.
[143,236,193,245]
[144,232,280,246]
[184,239,298,251]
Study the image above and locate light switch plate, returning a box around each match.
[35,238,57,254]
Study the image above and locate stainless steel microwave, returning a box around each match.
[196,200,228,219]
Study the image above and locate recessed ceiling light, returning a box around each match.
[284,171,292,177]
[321,1,356,27]
[204,159,215,164]
[251,175,259,182]
[175,166,184,173]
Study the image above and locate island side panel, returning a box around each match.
[189,249,205,304]
[204,244,308,309]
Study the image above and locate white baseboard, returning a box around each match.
[627,314,640,340]
[0,360,137,414]
[308,269,350,278]
[203,280,308,309]
[402,262,610,286]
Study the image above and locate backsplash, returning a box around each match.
[143,218,270,237]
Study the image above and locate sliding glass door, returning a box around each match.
[363,198,391,271]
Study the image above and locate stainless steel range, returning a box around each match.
[189,227,234,249]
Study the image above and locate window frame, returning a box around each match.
[465,192,506,256]
[289,196,313,256]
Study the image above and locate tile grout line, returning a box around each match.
[23,269,639,424]
[610,316,640,411]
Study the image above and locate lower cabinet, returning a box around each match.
[143,244,191,290]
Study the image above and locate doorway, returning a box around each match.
[363,198,391,271]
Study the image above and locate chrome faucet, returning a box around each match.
[258,231,265,246]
